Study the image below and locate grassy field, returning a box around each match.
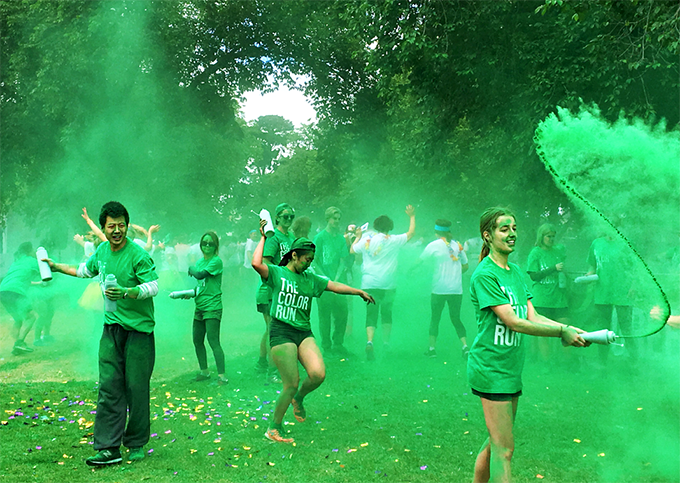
[1,280,679,483]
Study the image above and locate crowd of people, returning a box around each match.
[0,200,676,479]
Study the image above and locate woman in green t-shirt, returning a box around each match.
[526,224,569,360]
[188,231,227,385]
[468,207,588,483]
[527,224,568,315]
[252,220,374,444]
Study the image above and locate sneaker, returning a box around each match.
[268,373,282,384]
[424,349,437,358]
[86,448,123,466]
[12,342,34,355]
[35,336,54,346]
[365,342,375,361]
[195,373,210,382]
[267,368,282,384]
[462,346,470,360]
[218,376,229,386]
[334,345,352,357]
[291,397,306,422]
[265,427,294,443]
[128,447,144,462]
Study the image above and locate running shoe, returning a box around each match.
[86,448,123,466]
[291,397,306,422]
[218,376,229,386]
[12,342,34,355]
[267,368,282,384]
[462,346,470,360]
[424,349,437,358]
[334,345,352,357]
[265,428,294,443]
[195,373,210,382]
[365,342,375,361]
[34,335,54,346]
[128,447,144,462]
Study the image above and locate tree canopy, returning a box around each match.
[1,0,678,236]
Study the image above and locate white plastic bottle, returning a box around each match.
[259,209,276,238]
[104,274,117,312]
[169,288,198,299]
[35,247,53,282]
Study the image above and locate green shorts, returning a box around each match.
[0,291,32,323]
[193,308,223,321]
[270,318,314,348]
[472,388,522,401]
[257,303,270,314]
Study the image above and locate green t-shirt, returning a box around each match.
[194,256,223,311]
[85,238,158,333]
[467,256,532,394]
[256,229,295,305]
[586,237,632,306]
[264,264,329,331]
[526,245,567,309]
[0,255,40,297]
[313,229,348,281]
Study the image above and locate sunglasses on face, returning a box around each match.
[280,215,295,221]
[201,241,216,247]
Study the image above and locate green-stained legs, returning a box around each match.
[295,338,325,401]
[473,396,519,483]
[16,311,37,344]
[269,337,325,429]
[260,313,272,363]
[473,437,491,483]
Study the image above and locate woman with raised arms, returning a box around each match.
[468,207,589,483]
[252,219,375,443]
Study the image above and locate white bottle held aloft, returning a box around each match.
[104,274,117,312]
[35,247,53,282]
[259,209,276,238]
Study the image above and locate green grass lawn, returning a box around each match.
[1,286,679,482]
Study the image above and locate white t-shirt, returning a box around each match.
[244,238,257,268]
[354,232,408,290]
[84,241,96,259]
[133,237,155,257]
[420,238,468,294]
[463,238,483,257]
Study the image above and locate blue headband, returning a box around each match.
[434,225,451,232]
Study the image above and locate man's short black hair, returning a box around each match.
[99,201,130,228]
[373,215,394,233]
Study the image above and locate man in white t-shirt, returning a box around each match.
[351,205,416,360]
[415,219,469,359]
